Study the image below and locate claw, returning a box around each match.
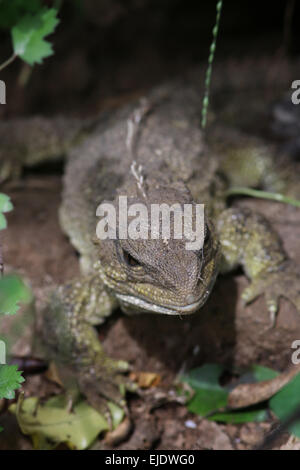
[265,292,279,327]
[241,284,262,304]
[75,355,137,434]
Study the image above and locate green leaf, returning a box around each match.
[180,363,269,424]
[181,363,225,391]
[0,213,7,230]
[209,408,267,424]
[0,364,24,399]
[0,274,32,316]
[232,364,279,389]
[251,364,279,382]
[187,387,228,417]
[181,364,228,416]
[0,193,13,230]
[270,372,300,438]
[0,193,13,213]
[10,394,124,450]
[11,7,60,65]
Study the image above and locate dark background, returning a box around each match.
[0,0,299,118]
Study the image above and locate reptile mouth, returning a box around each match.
[115,293,204,315]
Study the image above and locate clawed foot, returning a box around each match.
[77,356,137,428]
[242,260,300,326]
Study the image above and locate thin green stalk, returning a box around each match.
[201,0,223,129]
[0,53,17,72]
[226,187,300,208]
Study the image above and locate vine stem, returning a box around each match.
[201,0,223,129]
[0,54,17,73]
[226,187,300,208]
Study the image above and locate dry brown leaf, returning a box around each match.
[129,371,161,388]
[104,416,132,446]
[228,364,300,409]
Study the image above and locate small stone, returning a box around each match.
[185,420,197,429]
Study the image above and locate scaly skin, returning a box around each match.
[1,82,300,416]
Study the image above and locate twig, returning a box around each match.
[201,0,223,129]
[0,54,17,73]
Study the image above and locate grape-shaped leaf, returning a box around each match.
[0,365,24,399]
[0,193,13,230]
[0,275,32,316]
[11,7,60,65]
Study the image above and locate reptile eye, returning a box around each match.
[123,249,141,267]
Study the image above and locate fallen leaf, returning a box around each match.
[130,371,161,388]
[105,416,132,446]
[180,364,268,423]
[9,393,124,450]
[228,364,300,409]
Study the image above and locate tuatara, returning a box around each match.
[1,82,300,417]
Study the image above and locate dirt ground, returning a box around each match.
[0,1,300,450]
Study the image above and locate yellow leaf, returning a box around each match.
[9,393,124,450]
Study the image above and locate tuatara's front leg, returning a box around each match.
[42,275,135,419]
[217,207,300,324]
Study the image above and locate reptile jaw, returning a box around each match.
[115,293,207,315]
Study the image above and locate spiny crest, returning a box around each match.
[130,160,147,199]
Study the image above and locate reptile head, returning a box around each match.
[94,183,220,315]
